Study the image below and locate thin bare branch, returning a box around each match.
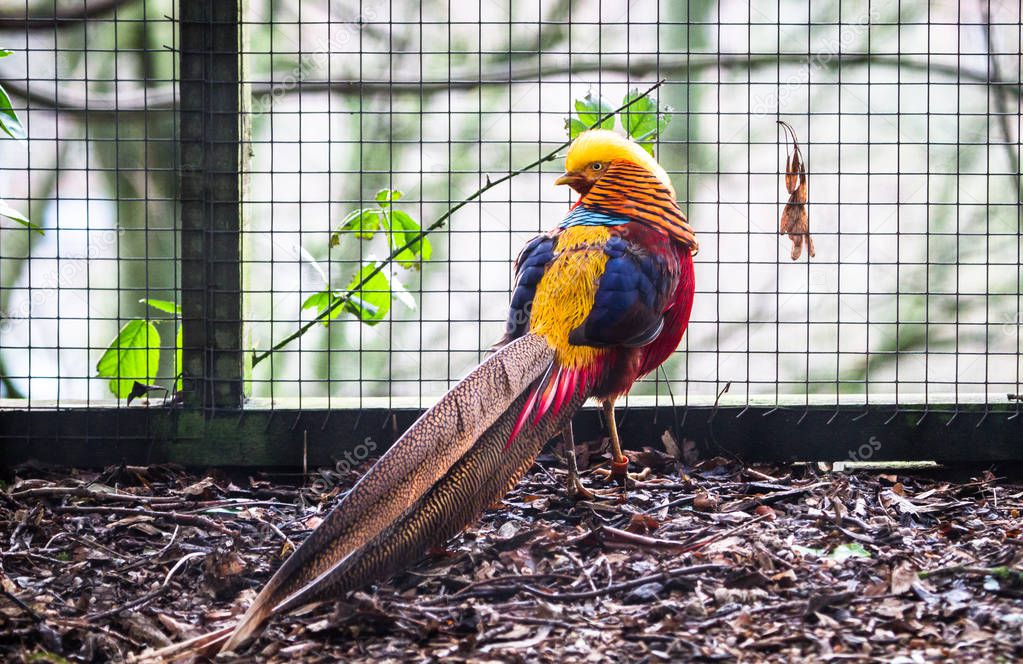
[4,55,1019,117]
[0,0,138,30]
[980,2,1022,206]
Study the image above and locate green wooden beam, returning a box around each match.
[178,0,247,411]
[1,404,1020,469]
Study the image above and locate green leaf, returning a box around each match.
[140,298,182,315]
[96,319,161,399]
[387,209,432,268]
[0,82,26,140]
[574,92,614,130]
[301,290,331,311]
[141,299,181,390]
[343,263,392,324]
[792,545,825,558]
[0,198,41,234]
[301,289,346,325]
[620,90,673,155]
[174,324,182,392]
[621,90,660,139]
[565,117,587,140]
[0,49,12,58]
[828,543,871,562]
[375,189,402,207]
[337,208,384,241]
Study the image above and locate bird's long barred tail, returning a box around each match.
[221,334,562,653]
[275,389,586,613]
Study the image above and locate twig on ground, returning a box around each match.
[521,563,726,602]
[10,485,179,503]
[595,525,691,551]
[86,552,205,621]
[54,505,235,535]
[677,512,773,553]
[0,586,42,623]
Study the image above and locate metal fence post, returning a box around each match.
[178,0,247,411]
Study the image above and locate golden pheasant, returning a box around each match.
[220,129,697,652]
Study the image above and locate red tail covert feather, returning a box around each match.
[533,367,562,425]
[551,367,575,417]
[507,364,595,449]
[506,378,542,448]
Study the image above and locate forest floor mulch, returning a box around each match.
[3,442,1023,663]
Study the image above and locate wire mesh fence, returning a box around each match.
[0,0,180,405]
[0,1,1020,462]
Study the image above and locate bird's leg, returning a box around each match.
[603,398,630,484]
[562,422,595,501]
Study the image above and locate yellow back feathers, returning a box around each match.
[565,129,675,198]
[528,226,609,368]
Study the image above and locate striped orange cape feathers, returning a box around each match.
[579,159,699,254]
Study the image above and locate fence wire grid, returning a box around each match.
[0,0,1021,434]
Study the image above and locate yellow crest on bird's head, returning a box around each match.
[564,129,675,198]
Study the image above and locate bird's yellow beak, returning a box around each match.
[555,172,583,187]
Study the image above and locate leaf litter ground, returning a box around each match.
[3,442,1023,662]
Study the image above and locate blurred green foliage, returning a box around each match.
[0,47,36,233]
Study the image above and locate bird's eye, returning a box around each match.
[591,162,603,171]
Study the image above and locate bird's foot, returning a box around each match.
[592,464,650,486]
[565,468,631,501]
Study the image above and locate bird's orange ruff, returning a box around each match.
[581,160,699,253]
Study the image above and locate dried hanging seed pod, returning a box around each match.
[778,120,815,261]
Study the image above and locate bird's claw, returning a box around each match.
[565,467,629,500]
[566,473,597,501]
[591,464,649,487]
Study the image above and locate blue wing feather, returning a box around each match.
[568,230,674,348]
[497,234,555,345]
